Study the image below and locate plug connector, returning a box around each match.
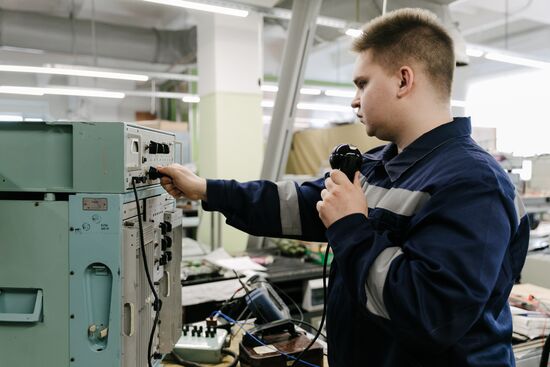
[148,167,166,180]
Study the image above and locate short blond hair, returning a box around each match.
[352,8,455,99]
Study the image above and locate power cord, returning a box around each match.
[212,311,320,367]
[540,333,550,367]
[131,178,163,367]
[290,244,330,367]
[290,319,327,340]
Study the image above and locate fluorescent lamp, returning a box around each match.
[484,52,550,70]
[53,63,197,82]
[324,89,355,98]
[261,100,275,108]
[0,86,45,96]
[143,0,248,17]
[296,102,351,112]
[0,45,44,54]
[0,115,23,122]
[24,117,44,122]
[465,47,484,58]
[451,99,466,108]
[0,86,124,99]
[300,88,322,95]
[182,95,200,103]
[261,85,321,95]
[0,64,148,81]
[345,28,363,38]
[261,85,279,92]
[45,87,125,98]
[262,100,351,112]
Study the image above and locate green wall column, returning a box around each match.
[196,12,263,253]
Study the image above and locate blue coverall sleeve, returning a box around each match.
[325,177,529,351]
[201,178,328,241]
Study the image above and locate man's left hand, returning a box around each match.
[316,170,368,228]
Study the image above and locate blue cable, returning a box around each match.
[210,311,320,367]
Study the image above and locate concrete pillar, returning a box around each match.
[196,12,264,254]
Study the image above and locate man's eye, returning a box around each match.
[357,81,367,89]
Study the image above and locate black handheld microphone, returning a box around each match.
[327,144,363,182]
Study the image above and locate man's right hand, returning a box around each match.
[156,164,207,201]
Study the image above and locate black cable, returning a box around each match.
[290,319,327,340]
[540,333,550,367]
[222,349,239,367]
[290,244,330,367]
[169,352,202,367]
[132,178,162,367]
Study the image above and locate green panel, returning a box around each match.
[0,122,73,191]
[0,200,69,366]
[72,122,125,193]
[69,193,123,367]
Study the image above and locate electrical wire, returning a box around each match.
[169,352,202,367]
[212,311,320,367]
[290,244,330,367]
[540,333,550,367]
[132,178,162,367]
[250,279,304,322]
[290,319,327,340]
[221,349,239,367]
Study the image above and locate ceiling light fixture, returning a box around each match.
[143,0,248,17]
[345,28,363,38]
[182,95,200,103]
[451,99,466,108]
[260,85,279,92]
[484,52,550,70]
[0,64,149,81]
[0,86,125,99]
[324,89,356,98]
[0,115,23,122]
[299,88,322,95]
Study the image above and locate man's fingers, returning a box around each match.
[320,189,329,200]
[325,177,335,191]
[330,169,350,185]
[353,171,362,188]
[316,200,323,213]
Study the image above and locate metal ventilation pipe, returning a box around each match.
[0,9,196,64]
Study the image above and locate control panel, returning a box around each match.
[0,121,180,194]
[125,124,179,189]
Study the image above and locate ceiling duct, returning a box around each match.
[0,9,196,64]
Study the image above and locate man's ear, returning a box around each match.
[396,66,414,98]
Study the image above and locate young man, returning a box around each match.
[159,8,529,367]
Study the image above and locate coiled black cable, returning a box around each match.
[132,178,162,367]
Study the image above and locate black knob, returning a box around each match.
[159,222,167,235]
[149,141,159,154]
[162,143,170,154]
[166,251,172,262]
[164,236,172,248]
[159,254,167,266]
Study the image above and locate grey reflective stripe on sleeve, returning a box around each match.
[514,193,527,224]
[378,188,431,216]
[275,181,302,236]
[365,246,403,319]
[361,175,431,216]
